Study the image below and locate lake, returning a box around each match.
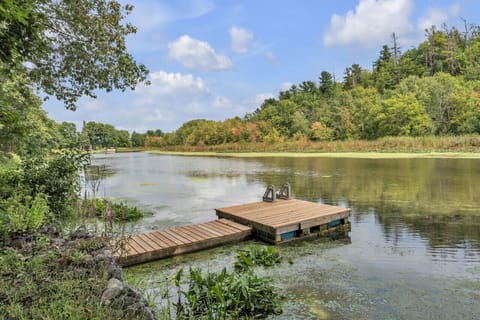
[91,152,480,319]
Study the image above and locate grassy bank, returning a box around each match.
[142,135,480,159]
[143,135,480,157]
[0,236,122,319]
[148,150,480,159]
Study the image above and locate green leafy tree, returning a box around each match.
[399,45,429,77]
[447,84,480,134]
[347,87,382,139]
[373,45,396,92]
[1,0,148,110]
[377,94,433,137]
[58,122,80,148]
[310,121,333,141]
[0,68,62,155]
[114,130,130,147]
[291,111,310,136]
[319,71,335,97]
[344,64,372,90]
[0,0,38,64]
[131,131,146,147]
[84,121,118,148]
[464,38,480,80]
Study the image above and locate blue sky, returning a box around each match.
[43,0,479,133]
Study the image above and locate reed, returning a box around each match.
[144,135,480,154]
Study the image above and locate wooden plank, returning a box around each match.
[216,200,301,218]
[116,238,140,255]
[265,206,348,227]
[173,227,202,243]
[151,231,178,248]
[176,226,205,241]
[161,229,190,245]
[218,199,350,229]
[135,234,159,251]
[129,236,151,253]
[270,208,350,228]
[182,225,213,240]
[116,220,253,266]
[123,242,140,256]
[299,211,351,229]
[218,218,251,231]
[209,220,240,234]
[195,224,226,237]
[142,232,168,249]
[257,203,340,222]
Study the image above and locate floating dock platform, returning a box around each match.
[216,199,351,244]
[115,219,252,266]
[115,198,351,266]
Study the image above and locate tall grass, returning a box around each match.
[145,135,480,154]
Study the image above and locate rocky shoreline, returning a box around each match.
[3,226,158,320]
[69,227,158,320]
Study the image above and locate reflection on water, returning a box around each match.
[92,152,480,319]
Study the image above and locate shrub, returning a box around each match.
[21,150,89,216]
[84,198,144,222]
[0,194,49,235]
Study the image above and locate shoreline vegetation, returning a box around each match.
[148,150,480,159]
[113,135,480,159]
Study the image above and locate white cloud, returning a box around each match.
[168,35,233,71]
[254,93,274,105]
[138,71,208,96]
[229,26,254,54]
[264,51,277,64]
[83,99,106,111]
[281,82,294,91]
[324,0,414,48]
[44,70,259,132]
[122,0,215,53]
[134,70,209,110]
[417,4,460,32]
[213,96,231,109]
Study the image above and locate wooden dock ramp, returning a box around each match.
[216,199,351,244]
[115,219,252,266]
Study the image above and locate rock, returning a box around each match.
[39,225,60,237]
[83,254,94,265]
[106,262,123,280]
[107,277,124,290]
[125,302,156,320]
[50,238,65,247]
[101,278,124,305]
[70,226,91,240]
[10,236,27,249]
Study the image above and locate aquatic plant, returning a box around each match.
[173,266,282,319]
[84,198,144,222]
[234,245,282,272]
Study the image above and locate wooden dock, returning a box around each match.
[114,219,252,266]
[216,199,351,244]
[114,198,351,266]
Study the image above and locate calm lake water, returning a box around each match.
[91,152,480,319]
